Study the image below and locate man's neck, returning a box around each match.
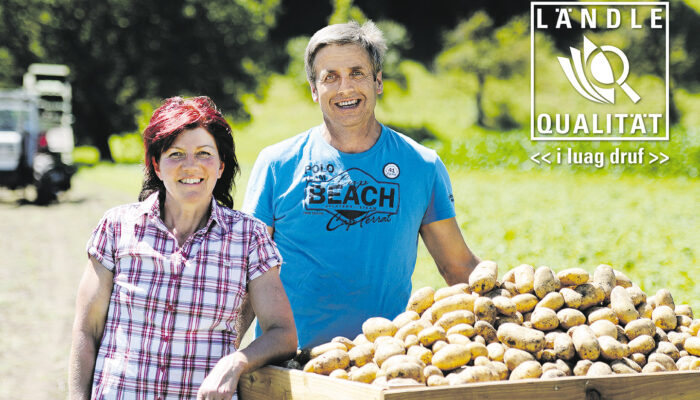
[321,118,382,153]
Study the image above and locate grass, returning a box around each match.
[76,163,700,313]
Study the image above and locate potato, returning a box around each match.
[349,362,379,383]
[641,361,666,373]
[513,264,535,294]
[432,340,448,353]
[433,283,470,302]
[611,286,640,324]
[598,336,630,361]
[431,343,471,371]
[555,359,572,376]
[504,348,536,370]
[611,358,642,374]
[430,293,477,322]
[392,311,420,329]
[586,361,613,376]
[573,360,593,376]
[675,304,694,319]
[483,288,512,299]
[491,361,509,380]
[384,377,422,387]
[536,292,565,311]
[469,260,498,294]
[571,325,601,360]
[304,349,350,375]
[648,353,677,371]
[407,345,433,365]
[544,331,560,349]
[348,343,374,367]
[496,313,524,328]
[560,288,583,309]
[667,331,690,349]
[626,286,647,306]
[628,335,655,355]
[531,308,559,331]
[447,333,470,345]
[586,306,619,325]
[656,341,680,361]
[329,369,349,380]
[406,287,435,316]
[423,365,443,379]
[655,289,676,309]
[614,270,633,288]
[690,320,700,336]
[446,323,475,338]
[553,333,576,360]
[354,333,371,346]
[385,361,424,383]
[678,315,693,329]
[557,308,587,330]
[404,334,419,348]
[466,341,489,360]
[426,375,449,386]
[624,318,656,340]
[493,296,517,316]
[536,349,558,363]
[556,268,589,286]
[636,302,653,319]
[487,342,506,362]
[652,305,677,331]
[593,264,616,302]
[655,327,668,343]
[512,293,539,313]
[395,319,431,341]
[473,355,491,367]
[630,352,646,367]
[418,326,446,347]
[575,283,605,310]
[362,317,398,342]
[474,297,498,324]
[435,310,476,331]
[310,342,349,358]
[683,337,700,357]
[590,319,618,339]
[509,360,542,380]
[331,336,355,351]
[541,368,566,379]
[474,321,498,343]
[374,336,405,350]
[676,356,697,371]
[497,323,546,353]
[501,281,518,297]
[373,343,405,367]
[534,266,558,299]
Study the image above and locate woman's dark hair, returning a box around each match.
[138,96,239,208]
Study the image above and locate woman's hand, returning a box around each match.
[197,352,246,400]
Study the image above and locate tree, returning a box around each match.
[7,0,281,160]
[436,11,529,129]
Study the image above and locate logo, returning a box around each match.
[304,168,399,231]
[531,2,669,141]
[383,163,400,179]
[558,36,640,104]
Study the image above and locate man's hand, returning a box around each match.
[197,353,245,400]
[419,217,480,285]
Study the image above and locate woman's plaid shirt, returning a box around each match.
[86,193,282,399]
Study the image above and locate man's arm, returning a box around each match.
[234,225,275,348]
[419,217,480,285]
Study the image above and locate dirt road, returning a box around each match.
[0,177,134,399]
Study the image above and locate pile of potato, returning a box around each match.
[299,261,700,387]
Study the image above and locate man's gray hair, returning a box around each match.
[304,21,387,86]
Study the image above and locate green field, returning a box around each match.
[78,70,699,314]
[77,162,700,313]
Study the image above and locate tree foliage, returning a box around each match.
[1,0,281,160]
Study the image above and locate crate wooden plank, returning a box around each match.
[381,371,700,400]
[238,366,383,400]
[240,367,699,400]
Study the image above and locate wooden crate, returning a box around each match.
[239,366,700,400]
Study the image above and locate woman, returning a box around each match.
[69,96,297,400]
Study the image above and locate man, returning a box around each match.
[241,21,480,348]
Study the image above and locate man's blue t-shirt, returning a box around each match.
[242,124,455,348]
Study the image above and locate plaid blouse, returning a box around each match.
[86,193,282,399]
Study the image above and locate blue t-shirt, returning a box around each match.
[242,124,455,348]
